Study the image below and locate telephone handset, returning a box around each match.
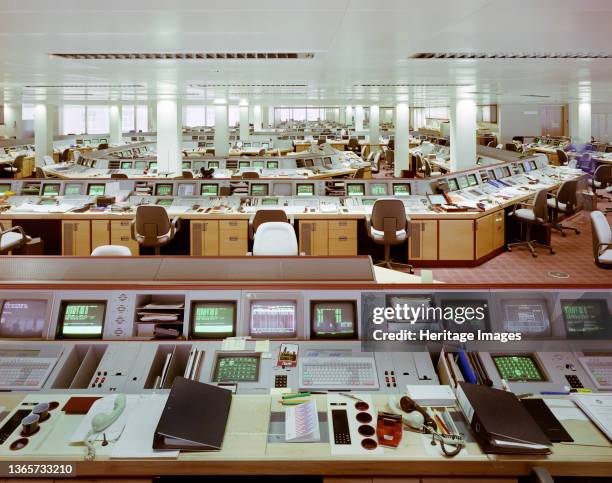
[85,394,126,460]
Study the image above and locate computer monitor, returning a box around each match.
[208,161,220,169]
[253,160,265,169]
[213,354,260,383]
[503,166,512,177]
[0,300,47,338]
[296,183,315,196]
[190,301,236,339]
[447,178,459,191]
[310,301,357,339]
[561,299,610,339]
[57,301,106,339]
[267,160,279,169]
[347,184,366,196]
[148,162,158,171]
[492,354,546,382]
[134,160,146,170]
[392,183,411,196]
[42,184,60,196]
[494,168,504,179]
[467,174,478,187]
[200,184,219,196]
[529,160,537,170]
[182,161,191,170]
[523,161,532,172]
[239,161,250,169]
[249,300,297,338]
[0,183,11,195]
[155,184,173,196]
[121,161,132,169]
[323,157,332,167]
[261,197,279,206]
[439,299,490,333]
[457,176,469,190]
[250,183,269,196]
[385,294,434,326]
[304,159,314,168]
[156,198,173,207]
[87,184,105,196]
[64,183,82,195]
[370,183,387,196]
[500,298,551,337]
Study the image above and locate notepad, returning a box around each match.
[285,399,320,443]
[573,394,612,442]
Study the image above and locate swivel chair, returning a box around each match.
[507,189,555,257]
[1,154,24,178]
[347,138,360,154]
[111,173,128,179]
[91,245,132,256]
[131,205,181,255]
[589,165,612,205]
[505,143,518,152]
[242,171,260,179]
[547,179,580,236]
[590,211,612,268]
[556,148,569,166]
[366,199,413,273]
[252,222,299,256]
[0,224,30,255]
[423,158,441,177]
[248,209,290,240]
[384,149,395,176]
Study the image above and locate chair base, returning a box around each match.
[374,259,414,274]
[507,239,555,257]
[553,223,580,237]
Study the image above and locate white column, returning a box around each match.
[345,106,353,127]
[569,101,591,146]
[239,105,249,140]
[262,105,269,128]
[156,99,181,173]
[148,102,157,132]
[4,104,23,138]
[34,104,54,167]
[369,105,380,150]
[109,105,122,145]
[214,104,229,156]
[450,98,477,172]
[339,107,346,124]
[394,103,409,176]
[252,105,262,131]
[354,105,364,131]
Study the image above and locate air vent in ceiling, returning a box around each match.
[411,52,612,59]
[521,94,552,98]
[355,83,470,87]
[50,52,315,60]
[24,84,145,89]
[190,84,307,88]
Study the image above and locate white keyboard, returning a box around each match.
[0,357,58,391]
[299,357,379,390]
[579,357,612,390]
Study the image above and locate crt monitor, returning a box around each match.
[561,299,611,339]
[249,300,297,338]
[392,183,411,196]
[0,300,47,338]
[64,183,82,195]
[57,301,106,339]
[447,178,459,191]
[42,184,60,196]
[250,183,269,196]
[87,184,105,196]
[385,294,437,330]
[530,160,537,170]
[208,161,220,169]
[310,301,357,339]
[439,299,490,333]
[134,160,146,170]
[200,184,219,196]
[190,301,236,339]
[500,298,551,337]
[0,183,11,195]
[182,161,191,170]
[239,161,250,169]
[370,183,388,196]
[121,161,132,169]
[296,183,315,196]
[304,159,314,168]
[467,174,478,187]
[148,162,158,171]
[155,184,173,196]
[503,166,512,177]
[323,157,332,167]
[267,160,279,169]
[261,197,279,206]
[156,198,173,207]
[458,176,469,190]
[492,354,546,382]
[213,354,260,383]
[347,183,366,196]
[253,160,265,169]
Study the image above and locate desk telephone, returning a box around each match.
[85,394,126,460]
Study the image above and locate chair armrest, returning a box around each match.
[130,219,136,240]
[246,251,253,256]
[299,251,306,256]
[0,225,27,243]
[170,217,181,237]
[364,214,372,233]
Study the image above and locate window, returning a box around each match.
[122,105,135,132]
[86,106,110,134]
[228,106,240,127]
[22,104,35,121]
[205,106,215,127]
[184,105,206,128]
[62,105,86,135]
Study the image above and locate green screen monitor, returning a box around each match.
[208,161,220,169]
[148,162,157,171]
[447,178,459,191]
[58,301,106,339]
[267,161,279,169]
[492,354,545,382]
[156,198,173,207]
[120,161,132,169]
[392,183,411,196]
[134,161,146,170]
[200,184,219,196]
[370,184,387,196]
[213,354,260,383]
[191,301,236,339]
[458,176,469,190]
[250,184,269,196]
[87,184,105,196]
[310,301,357,339]
[253,160,265,169]
[562,299,610,339]
[261,197,278,206]
[42,184,60,196]
[64,184,82,195]
[468,174,478,186]
[347,184,365,196]
[182,161,191,170]
[155,184,173,196]
[296,183,315,196]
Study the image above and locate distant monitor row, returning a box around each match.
[345,182,411,197]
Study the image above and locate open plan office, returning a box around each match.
[0,2,612,483]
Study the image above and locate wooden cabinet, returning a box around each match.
[219,220,248,256]
[91,220,110,251]
[475,211,505,259]
[0,219,11,231]
[61,220,90,255]
[408,220,438,260]
[299,220,329,255]
[328,220,357,256]
[438,219,474,260]
[110,220,139,255]
[190,220,219,256]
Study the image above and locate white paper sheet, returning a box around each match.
[285,400,320,443]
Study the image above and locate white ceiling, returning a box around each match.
[2,0,612,105]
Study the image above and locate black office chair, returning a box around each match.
[111,173,128,179]
[547,179,580,236]
[590,165,612,203]
[131,205,181,255]
[505,143,518,152]
[508,189,555,257]
[347,138,360,154]
[556,148,569,166]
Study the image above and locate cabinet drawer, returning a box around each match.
[329,220,356,232]
[219,234,247,255]
[220,220,246,232]
[111,220,132,233]
[328,234,357,256]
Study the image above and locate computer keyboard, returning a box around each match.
[579,357,612,390]
[0,357,58,391]
[299,356,379,390]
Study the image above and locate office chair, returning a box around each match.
[423,157,441,177]
[547,179,580,236]
[556,148,569,166]
[91,245,132,256]
[252,222,299,256]
[131,205,181,255]
[258,148,266,156]
[371,150,382,174]
[351,167,366,179]
[180,170,194,179]
[384,149,395,176]
[387,139,395,150]
[98,143,109,150]
[590,211,612,268]
[486,141,495,147]
[507,189,555,257]
[589,165,612,204]
[111,173,128,179]
[248,209,290,240]
[1,154,23,179]
[35,167,48,179]
[0,224,30,255]
[242,171,260,179]
[347,138,360,154]
[505,143,518,152]
[43,155,55,166]
[366,199,413,273]
[61,148,71,162]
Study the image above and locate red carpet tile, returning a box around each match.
[422,206,612,285]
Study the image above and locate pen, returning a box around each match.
[280,400,308,405]
[540,391,570,395]
[282,392,311,399]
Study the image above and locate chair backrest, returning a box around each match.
[111,173,128,179]
[13,154,25,169]
[61,148,71,162]
[371,199,407,232]
[556,148,569,165]
[181,170,194,179]
[98,143,109,150]
[348,138,359,148]
[486,140,495,147]
[35,167,47,178]
[556,179,578,211]
[251,209,289,236]
[242,171,260,179]
[386,149,395,166]
[387,139,395,150]
[593,164,612,188]
[532,188,549,222]
[253,222,298,256]
[352,167,366,178]
[135,205,171,244]
[590,210,611,258]
[91,245,132,256]
[505,143,518,152]
[258,148,266,155]
[424,159,434,177]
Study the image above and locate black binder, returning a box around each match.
[153,377,232,451]
[457,382,551,454]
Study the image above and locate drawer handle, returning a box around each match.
[229,236,238,241]
[339,236,348,241]
[338,222,347,227]
[121,236,129,241]
[228,221,238,227]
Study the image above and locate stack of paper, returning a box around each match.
[285,400,320,443]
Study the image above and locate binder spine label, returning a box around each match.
[456,384,474,424]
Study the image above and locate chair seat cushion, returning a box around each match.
[135,232,171,246]
[593,180,602,188]
[598,249,612,264]
[511,208,544,223]
[370,227,407,242]
[0,231,25,251]
[546,198,567,211]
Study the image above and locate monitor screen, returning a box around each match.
[523,161,531,172]
[304,159,314,168]
[42,184,60,196]
[200,184,219,196]
[87,184,105,196]
[530,160,537,170]
[494,168,504,179]
[155,184,173,196]
[311,301,357,339]
[447,179,459,191]
[58,301,106,339]
[323,157,332,167]
[239,161,250,169]
[385,295,434,325]
[134,161,146,170]
[362,198,376,206]
[0,183,11,195]
[440,299,490,332]
[392,183,411,196]
[249,300,297,338]
[458,176,469,190]
[121,161,133,169]
[148,162,157,171]
[261,197,279,206]
[208,161,220,169]
[370,183,387,196]
[501,299,550,336]
[64,183,82,195]
[253,160,265,169]
[267,161,279,169]
[488,169,497,180]
[0,300,47,338]
[347,184,365,196]
[492,355,545,382]
[156,198,173,207]
[427,194,447,205]
[213,354,260,383]
[467,174,478,187]
[182,161,191,170]
[503,166,512,177]
[191,301,236,339]
[561,299,610,339]
[296,184,315,196]
[250,184,269,196]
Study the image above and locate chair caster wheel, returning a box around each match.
[532,253,538,258]
[576,230,581,235]
[561,233,566,237]
[550,251,555,255]
[507,247,512,252]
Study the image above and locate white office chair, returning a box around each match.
[252,222,299,256]
[43,155,55,166]
[91,245,132,256]
[590,211,612,268]
[420,142,434,156]
[73,150,81,163]
[0,225,30,255]
[496,144,504,149]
